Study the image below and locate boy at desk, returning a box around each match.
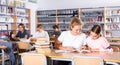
[51,25,61,39]
[14,23,30,41]
[83,25,113,52]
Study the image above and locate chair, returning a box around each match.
[17,42,33,65]
[105,46,120,65]
[72,56,104,65]
[17,42,32,53]
[21,53,47,65]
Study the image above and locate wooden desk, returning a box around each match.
[110,42,120,46]
[21,50,120,63]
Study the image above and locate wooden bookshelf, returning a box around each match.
[36,9,78,36]
[36,6,120,39]
[0,0,30,34]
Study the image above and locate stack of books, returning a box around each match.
[35,37,51,54]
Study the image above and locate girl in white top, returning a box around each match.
[55,17,86,52]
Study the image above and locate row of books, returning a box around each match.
[0,0,26,8]
[37,9,77,16]
[106,10,120,16]
[0,17,28,23]
[0,6,14,15]
[16,9,28,17]
[106,24,120,30]
[106,17,120,23]
[37,10,56,15]
[0,17,14,23]
[0,25,7,30]
[0,6,28,16]
[81,16,104,22]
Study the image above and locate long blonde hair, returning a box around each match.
[69,17,82,30]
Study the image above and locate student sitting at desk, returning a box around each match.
[51,24,61,39]
[54,17,86,65]
[14,23,30,41]
[84,25,113,52]
[51,25,61,49]
[55,17,86,52]
[30,24,50,44]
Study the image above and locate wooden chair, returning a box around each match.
[17,42,33,65]
[17,42,32,53]
[21,53,47,65]
[72,56,104,65]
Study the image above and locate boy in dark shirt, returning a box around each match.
[51,25,61,39]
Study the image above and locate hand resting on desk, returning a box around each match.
[59,46,76,52]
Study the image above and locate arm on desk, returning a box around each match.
[54,39,62,49]
[54,39,69,50]
[54,39,76,52]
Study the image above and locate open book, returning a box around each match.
[75,49,91,53]
[55,49,90,53]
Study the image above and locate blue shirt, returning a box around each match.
[16,29,30,39]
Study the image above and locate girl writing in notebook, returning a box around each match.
[84,25,113,51]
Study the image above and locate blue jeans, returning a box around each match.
[0,42,15,65]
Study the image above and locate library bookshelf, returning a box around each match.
[36,6,120,39]
[0,0,30,36]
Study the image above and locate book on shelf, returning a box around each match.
[0,26,1,30]
[1,25,7,30]
[7,0,15,6]
[7,7,14,15]
[15,0,27,8]
[0,0,7,5]
[0,17,6,22]
[0,6,6,14]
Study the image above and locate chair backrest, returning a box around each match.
[17,42,30,50]
[111,46,119,52]
[21,53,47,65]
[72,56,104,65]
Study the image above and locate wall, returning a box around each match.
[37,0,120,10]
[26,0,39,35]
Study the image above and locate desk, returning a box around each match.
[48,51,120,63]
[110,42,120,46]
[21,50,120,63]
